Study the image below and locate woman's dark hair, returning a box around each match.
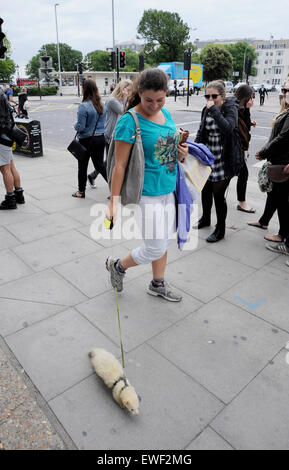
[234,84,254,109]
[127,68,168,109]
[82,78,103,114]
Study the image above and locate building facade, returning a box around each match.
[253,39,289,87]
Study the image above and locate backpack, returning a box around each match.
[106,110,145,206]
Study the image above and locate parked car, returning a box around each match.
[224,81,234,93]
[167,79,194,96]
[232,82,247,92]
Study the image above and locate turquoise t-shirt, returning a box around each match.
[114,107,180,196]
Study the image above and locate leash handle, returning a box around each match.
[114,287,125,370]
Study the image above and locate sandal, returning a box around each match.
[247,221,268,230]
[72,191,85,199]
[237,204,256,214]
[264,234,283,243]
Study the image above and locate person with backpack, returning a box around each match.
[0,89,25,209]
[194,80,240,243]
[105,68,188,302]
[234,84,256,213]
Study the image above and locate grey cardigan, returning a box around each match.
[104,97,125,144]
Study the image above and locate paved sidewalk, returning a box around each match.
[0,103,289,450]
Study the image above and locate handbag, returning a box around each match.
[106,110,145,206]
[267,165,289,184]
[258,161,273,193]
[5,125,27,146]
[67,112,101,162]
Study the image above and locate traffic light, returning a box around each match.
[245,57,252,76]
[78,62,83,75]
[0,18,7,59]
[139,54,144,72]
[184,50,191,71]
[109,51,116,70]
[119,51,126,69]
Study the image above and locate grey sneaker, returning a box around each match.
[286,261,289,267]
[266,243,289,256]
[106,257,125,292]
[147,281,182,302]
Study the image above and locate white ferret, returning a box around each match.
[88,348,139,415]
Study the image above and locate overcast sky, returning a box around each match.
[3,0,289,76]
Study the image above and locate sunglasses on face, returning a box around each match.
[282,88,289,94]
[204,94,220,99]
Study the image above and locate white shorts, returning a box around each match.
[0,144,13,167]
[131,192,176,265]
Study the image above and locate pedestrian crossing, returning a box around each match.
[29,103,77,113]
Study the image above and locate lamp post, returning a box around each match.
[15,64,20,87]
[112,0,116,83]
[54,3,62,96]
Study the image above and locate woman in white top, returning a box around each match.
[88,79,133,188]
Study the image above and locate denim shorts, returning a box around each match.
[0,143,13,167]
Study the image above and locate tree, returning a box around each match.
[224,42,257,80]
[0,36,15,82]
[84,48,139,72]
[200,45,233,82]
[26,43,82,78]
[137,9,191,64]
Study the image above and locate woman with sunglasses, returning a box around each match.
[194,80,240,242]
[256,81,289,264]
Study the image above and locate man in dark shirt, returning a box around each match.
[259,85,268,106]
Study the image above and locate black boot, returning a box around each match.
[193,217,211,230]
[0,194,17,210]
[206,226,225,243]
[14,188,25,204]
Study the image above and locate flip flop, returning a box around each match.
[247,222,268,230]
[237,205,256,214]
[264,234,283,243]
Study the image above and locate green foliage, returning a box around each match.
[17,86,58,96]
[26,43,83,78]
[137,9,192,64]
[0,37,16,82]
[224,42,257,79]
[200,45,233,82]
[84,48,139,72]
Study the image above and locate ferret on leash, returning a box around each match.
[88,348,139,415]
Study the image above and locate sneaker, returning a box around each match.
[147,281,182,302]
[286,261,289,267]
[266,243,289,256]
[106,256,125,292]
[0,194,17,210]
[88,173,98,189]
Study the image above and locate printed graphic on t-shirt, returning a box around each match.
[154,132,180,173]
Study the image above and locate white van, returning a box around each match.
[168,79,194,96]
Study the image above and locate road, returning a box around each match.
[26,93,278,173]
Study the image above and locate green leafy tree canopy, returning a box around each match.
[137,9,193,64]
[84,49,139,72]
[224,41,257,80]
[0,36,15,82]
[200,45,233,82]
[26,43,82,78]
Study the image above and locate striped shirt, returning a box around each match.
[205,115,225,182]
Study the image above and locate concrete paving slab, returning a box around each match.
[6,213,83,243]
[166,248,254,303]
[211,350,289,450]
[0,250,33,285]
[206,228,279,269]
[0,269,87,306]
[76,274,202,352]
[186,427,233,450]
[148,298,288,403]
[0,299,65,337]
[0,227,22,250]
[221,265,289,332]
[49,344,223,450]
[12,230,99,272]
[5,308,119,401]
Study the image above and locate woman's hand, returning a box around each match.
[106,196,119,223]
[251,120,257,127]
[284,164,289,174]
[206,101,215,109]
[178,143,189,163]
[255,151,263,161]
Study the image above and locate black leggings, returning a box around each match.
[88,142,110,181]
[201,178,231,230]
[237,157,249,202]
[270,180,289,240]
[78,135,107,192]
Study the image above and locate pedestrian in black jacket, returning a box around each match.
[194,80,241,243]
[234,84,257,213]
[259,85,268,106]
[256,80,289,263]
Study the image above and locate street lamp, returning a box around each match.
[15,64,20,87]
[54,3,62,96]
